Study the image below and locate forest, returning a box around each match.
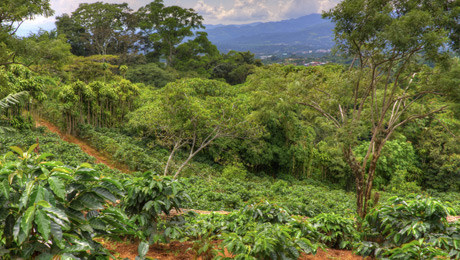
[1,0,460,259]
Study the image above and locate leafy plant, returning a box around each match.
[123,171,190,242]
[356,196,458,259]
[310,213,357,249]
[383,239,449,260]
[0,145,130,259]
[240,201,292,224]
[219,222,318,260]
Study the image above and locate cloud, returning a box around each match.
[277,0,341,19]
[195,0,273,22]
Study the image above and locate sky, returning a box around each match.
[17,0,341,36]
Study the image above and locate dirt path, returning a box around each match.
[102,239,364,260]
[36,119,131,172]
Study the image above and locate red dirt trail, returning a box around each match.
[36,119,131,172]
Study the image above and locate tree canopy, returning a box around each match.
[317,0,456,217]
[137,0,204,66]
[129,78,261,178]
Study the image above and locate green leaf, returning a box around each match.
[27,144,39,155]
[19,180,35,210]
[50,221,63,242]
[21,206,36,236]
[35,210,51,241]
[48,176,66,200]
[43,207,69,223]
[9,146,24,156]
[36,200,51,208]
[92,187,117,203]
[37,153,55,162]
[75,192,104,210]
[0,179,9,199]
[138,242,149,258]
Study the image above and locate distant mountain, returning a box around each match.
[204,14,335,54]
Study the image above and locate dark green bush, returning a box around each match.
[0,146,131,259]
[356,196,460,259]
[310,213,357,249]
[123,171,191,242]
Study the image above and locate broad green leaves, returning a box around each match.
[0,146,130,259]
[356,196,460,259]
[123,171,190,241]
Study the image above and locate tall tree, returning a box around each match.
[57,2,137,56]
[55,14,88,56]
[129,78,260,179]
[0,0,54,65]
[137,0,204,66]
[303,0,458,218]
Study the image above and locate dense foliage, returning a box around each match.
[2,0,460,258]
[0,146,130,259]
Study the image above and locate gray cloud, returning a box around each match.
[195,0,273,22]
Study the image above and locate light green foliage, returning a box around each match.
[129,78,260,178]
[21,30,72,73]
[383,238,450,260]
[62,55,120,83]
[126,63,177,88]
[221,162,247,181]
[235,65,322,178]
[219,222,318,260]
[183,176,356,216]
[78,125,163,172]
[0,65,46,102]
[0,146,130,259]
[241,201,293,224]
[312,0,458,217]
[181,204,320,260]
[354,138,422,190]
[58,79,139,134]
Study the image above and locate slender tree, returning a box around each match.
[301,0,458,218]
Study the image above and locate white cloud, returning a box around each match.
[278,0,319,19]
[277,0,341,19]
[195,0,273,22]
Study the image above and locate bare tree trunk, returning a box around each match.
[173,133,220,179]
[164,141,182,176]
[344,146,366,219]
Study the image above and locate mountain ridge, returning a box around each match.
[204,13,335,54]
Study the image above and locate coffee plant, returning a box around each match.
[310,213,357,249]
[123,171,191,242]
[356,195,459,259]
[0,145,131,259]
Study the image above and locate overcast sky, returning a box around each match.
[17,0,341,36]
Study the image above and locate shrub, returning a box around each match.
[240,201,292,224]
[356,195,459,259]
[222,162,247,181]
[123,171,191,242]
[219,222,318,260]
[310,213,357,249]
[0,146,130,259]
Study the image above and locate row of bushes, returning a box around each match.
[178,196,460,259]
[77,125,164,172]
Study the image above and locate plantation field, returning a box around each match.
[2,123,460,259]
[2,0,460,258]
